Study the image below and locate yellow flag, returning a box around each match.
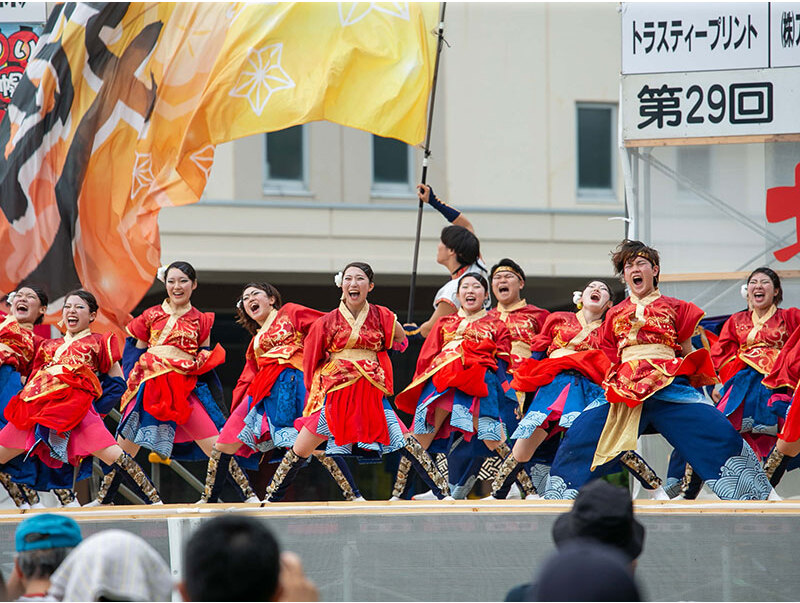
[0,3,438,332]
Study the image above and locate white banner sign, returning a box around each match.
[621,67,800,141]
[0,3,46,24]
[622,3,769,74]
[771,3,800,66]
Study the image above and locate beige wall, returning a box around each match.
[159,2,626,282]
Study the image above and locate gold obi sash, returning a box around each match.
[511,341,531,358]
[148,345,194,362]
[549,348,577,359]
[620,343,675,364]
[592,344,676,470]
[329,349,378,363]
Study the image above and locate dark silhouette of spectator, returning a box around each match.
[179,515,317,602]
[505,480,645,601]
[8,513,82,601]
[531,539,642,601]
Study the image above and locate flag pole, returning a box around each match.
[407,2,447,324]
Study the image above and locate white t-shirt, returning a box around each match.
[433,261,491,310]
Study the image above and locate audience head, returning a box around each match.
[551,479,645,563]
[180,515,281,601]
[48,529,172,601]
[531,539,642,601]
[12,514,81,596]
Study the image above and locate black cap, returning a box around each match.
[551,480,645,560]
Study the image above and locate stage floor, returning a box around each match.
[0,499,797,602]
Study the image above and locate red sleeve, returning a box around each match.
[302,314,331,390]
[231,340,258,411]
[414,317,447,377]
[531,314,558,352]
[782,307,800,334]
[495,319,512,360]
[126,308,152,342]
[532,307,550,335]
[676,300,705,344]
[97,332,122,373]
[283,303,325,336]
[600,307,621,363]
[710,314,741,371]
[198,311,215,343]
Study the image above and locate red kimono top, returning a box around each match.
[395,309,512,414]
[511,311,610,393]
[231,303,323,412]
[303,302,397,417]
[712,306,800,385]
[763,309,800,391]
[120,301,225,417]
[488,300,548,373]
[0,312,37,375]
[6,329,120,434]
[601,291,717,407]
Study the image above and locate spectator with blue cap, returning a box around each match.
[8,514,82,602]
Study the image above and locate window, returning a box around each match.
[372,134,414,195]
[576,104,616,199]
[264,125,306,193]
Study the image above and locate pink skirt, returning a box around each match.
[0,406,117,468]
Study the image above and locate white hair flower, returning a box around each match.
[572,290,582,306]
[334,271,343,287]
[741,283,749,300]
[156,265,168,283]
[6,291,15,305]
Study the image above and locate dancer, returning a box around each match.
[202,283,361,502]
[491,281,614,499]
[714,268,800,457]
[262,262,449,502]
[394,272,514,498]
[541,239,774,501]
[0,290,160,504]
[404,184,487,339]
[442,259,548,498]
[94,261,226,505]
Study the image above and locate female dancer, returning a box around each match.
[262,262,448,501]
[394,272,514,498]
[202,283,362,502]
[713,268,800,460]
[0,290,160,504]
[492,281,618,498]
[93,261,227,505]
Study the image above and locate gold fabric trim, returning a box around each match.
[155,299,193,346]
[625,290,662,345]
[338,301,370,350]
[592,403,643,470]
[745,304,776,347]
[549,348,577,359]
[253,308,278,351]
[0,342,14,356]
[496,299,526,321]
[620,343,676,363]
[53,328,92,363]
[566,311,602,350]
[511,340,531,358]
[329,349,378,363]
[148,345,194,362]
[0,314,15,331]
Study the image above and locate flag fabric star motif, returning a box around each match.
[229,44,295,117]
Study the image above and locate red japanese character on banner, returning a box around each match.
[766,162,800,262]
